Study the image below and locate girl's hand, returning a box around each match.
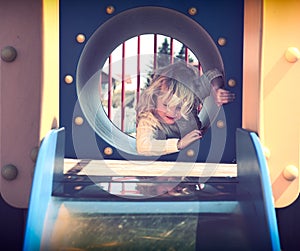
[177,130,202,150]
[213,88,235,106]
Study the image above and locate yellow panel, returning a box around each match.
[261,0,300,207]
[40,0,59,140]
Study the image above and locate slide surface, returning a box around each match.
[23,128,280,251]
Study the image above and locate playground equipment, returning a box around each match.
[2,0,300,250]
[22,1,282,250]
[23,128,280,250]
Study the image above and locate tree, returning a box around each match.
[175,44,194,63]
[157,37,171,68]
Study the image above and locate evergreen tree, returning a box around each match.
[157,38,171,68]
[145,37,171,87]
[175,44,194,63]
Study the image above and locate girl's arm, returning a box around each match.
[136,118,179,156]
[136,118,202,156]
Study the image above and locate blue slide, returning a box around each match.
[23,128,280,251]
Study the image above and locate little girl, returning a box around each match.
[136,61,234,156]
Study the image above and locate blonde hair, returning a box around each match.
[136,73,196,123]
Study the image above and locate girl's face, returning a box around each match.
[156,93,182,124]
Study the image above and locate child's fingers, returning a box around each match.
[217,89,235,104]
[191,130,202,140]
[185,130,202,141]
[180,130,202,149]
[219,90,235,98]
[191,130,203,137]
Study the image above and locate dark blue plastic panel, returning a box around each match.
[59,0,244,162]
[236,128,280,251]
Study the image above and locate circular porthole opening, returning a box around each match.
[76,6,224,157]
